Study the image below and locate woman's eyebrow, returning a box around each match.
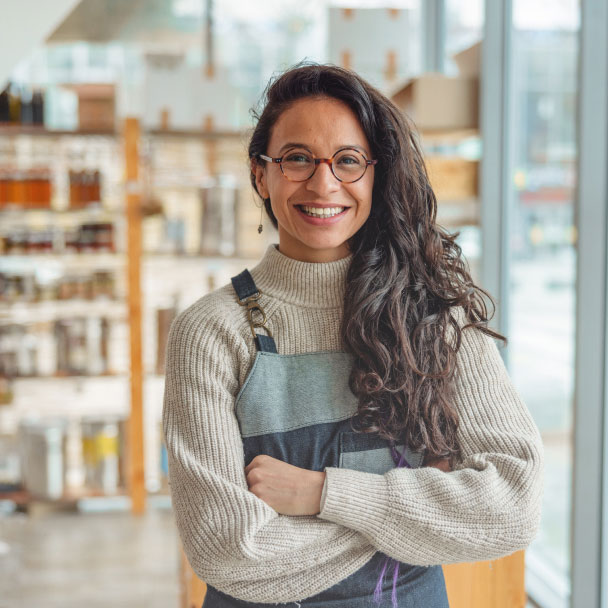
[278,142,368,155]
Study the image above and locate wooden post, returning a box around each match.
[124,116,145,515]
[179,543,207,608]
[203,116,218,176]
[443,550,526,607]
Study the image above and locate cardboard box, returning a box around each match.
[390,73,479,131]
[453,41,481,78]
[66,84,115,131]
[425,156,479,200]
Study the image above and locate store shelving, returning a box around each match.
[420,127,482,284]
[0,122,271,515]
[0,125,132,512]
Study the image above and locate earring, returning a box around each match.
[257,197,269,234]
[258,199,264,234]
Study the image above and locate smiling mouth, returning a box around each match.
[295,205,349,218]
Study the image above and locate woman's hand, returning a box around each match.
[245,454,326,516]
[424,456,453,472]
[245,452,452,516]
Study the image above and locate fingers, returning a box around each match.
[425,457,452,472]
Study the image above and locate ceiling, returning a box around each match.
[46,0,206,45]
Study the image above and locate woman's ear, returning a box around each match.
[251,158,269,199]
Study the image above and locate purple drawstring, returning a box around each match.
[372,442,412,608]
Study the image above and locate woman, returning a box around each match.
[162,62,544,608]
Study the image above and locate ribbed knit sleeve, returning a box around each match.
[161,298,377,604]
[317,307,545,565]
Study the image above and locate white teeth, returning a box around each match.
[300,205,345,218]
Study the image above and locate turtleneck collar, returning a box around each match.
[249,243,354,308]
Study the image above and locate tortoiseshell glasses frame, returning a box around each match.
[257,147,378,183]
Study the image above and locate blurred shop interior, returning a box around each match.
[0,1,592,607]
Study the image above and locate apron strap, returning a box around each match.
[231,269,278,353]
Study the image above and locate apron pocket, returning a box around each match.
[338,431,425,474]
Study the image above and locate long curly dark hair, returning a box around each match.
[247,61,507,469]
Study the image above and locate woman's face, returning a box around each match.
[252,96,375,263]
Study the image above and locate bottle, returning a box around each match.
[92,170,101,204]
[20,86,33,125]
[0,84,10,123]
[32,89,44,126]
[8,83,21,124]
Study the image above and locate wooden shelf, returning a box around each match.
[0,124,248,140]
[0,252,125,266]
[0,298,126,323]
[9,371,127,381]
[0,125,117,137]
[419,127,480,143]
[0,205,122,215]
[147,127,247,139]
[0,487,172,513]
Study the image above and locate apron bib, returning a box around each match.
[202,269,450,607]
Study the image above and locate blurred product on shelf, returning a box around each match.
[199,174,238,256]
[0,319,117,379]
[0,166,104,211]
[65,83,115,132]
[1,226,53,254]
[57,270,116,301]
[156,304,178,375]
[0,272,37,302]
[12,414,128,502]
[0,82,45,126]
[0,221,116,255]
[72,222,115,253]
[0,324,38,377]
[164,217,185,255]
[18,417,69,500]
[0,432,20,485]
[0,376,13,405]
[0,87,8,123]
[141,195,164,217]
[55,317,110,376]
[0,269,116,303]
[69,169,102,208]
[81,415,127,495]
[0,167,53,209]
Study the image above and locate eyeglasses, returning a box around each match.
[257,147,378,183]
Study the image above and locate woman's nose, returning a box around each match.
[305,160,341,195]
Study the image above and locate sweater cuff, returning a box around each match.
[317,467,390,531]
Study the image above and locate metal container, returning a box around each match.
[199,174,238,256]
[80,415,127,494]
[54,317,109,375]
[18,417,69,500]
[0,325,38,377]
[0,432,20,485]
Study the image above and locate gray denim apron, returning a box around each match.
[201,269,450,608]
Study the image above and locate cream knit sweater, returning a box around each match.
[162,242,545,604]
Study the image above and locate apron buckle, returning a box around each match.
[236,292,274,340]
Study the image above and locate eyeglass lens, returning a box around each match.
[281,149,367,182]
